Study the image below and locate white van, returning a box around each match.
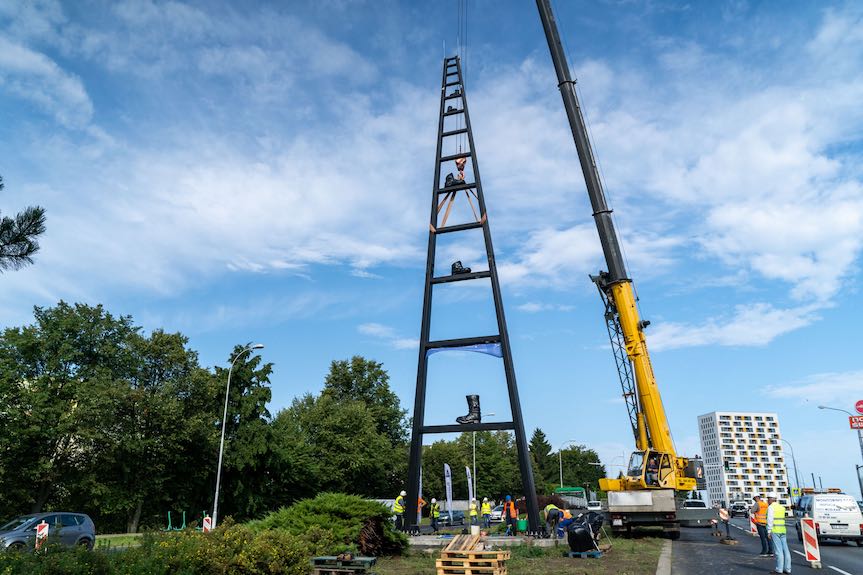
[794,493,863,545]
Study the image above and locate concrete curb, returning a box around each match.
[656,539,672,575]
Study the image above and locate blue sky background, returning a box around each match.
[1,0,862,498]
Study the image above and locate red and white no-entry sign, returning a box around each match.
[801,518,821,568]
[35,521,49,550]
[855,399,863,415]
[202,516,212,533]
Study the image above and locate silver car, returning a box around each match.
[0,512,96,551]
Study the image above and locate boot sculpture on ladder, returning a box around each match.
[456,395,481,424]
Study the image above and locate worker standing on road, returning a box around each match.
[469,499,478,526]
[751,494,774,558]
[430,498,440,533]
[481,498,492,528]
[544,503,562,538]
[393,490,406,531]
[767,493,791,574]
[503,495,518,536]
[718,505,731,538]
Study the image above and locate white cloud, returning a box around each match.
[357,323,418,351]
[516,302,575,313]
[764,370,863,405]
[0,37,92,127]
[648,303,821,351]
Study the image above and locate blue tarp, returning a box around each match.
[426,343,502,358]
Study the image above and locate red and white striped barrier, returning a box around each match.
[801,518,821,568]
[35,521,49,551]
[749,515,757,536]
[202,516,212,533]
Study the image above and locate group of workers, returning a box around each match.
[394,491,580,539]
[713,492,791,574]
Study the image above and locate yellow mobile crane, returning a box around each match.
[536,1,705,538]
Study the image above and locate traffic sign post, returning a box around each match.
[202,515,212,533]
[800,517,821,569]
[35,521,49,551]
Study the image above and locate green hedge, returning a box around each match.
[251,493,407,556]
[0,522,333,575]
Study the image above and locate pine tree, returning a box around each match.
[0,175,46,271]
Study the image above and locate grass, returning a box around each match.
[95,533,144,549]
[376,533,665,575]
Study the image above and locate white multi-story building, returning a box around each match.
[698,412,790,507]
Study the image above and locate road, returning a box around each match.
[672,517,863,574]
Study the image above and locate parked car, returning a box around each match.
[679,499,712,528]
[681,500,708,509]
[794,493,863,545]
[0,513,95,551]
[587,501,603,512]
[437,510,466,526]
[489,505,504,522]
[729,501,749,518]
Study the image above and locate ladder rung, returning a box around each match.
[426,335,501,349]
[421,422,515,434]
[444,92,464,101]
[444,81,461,87]
[432,270,491,285]
[443,109,464,117]
[442,128,468,138]
[440,152,472,162]
[436,182,476,193]
[435,221,484,234]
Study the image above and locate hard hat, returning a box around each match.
[483,497,488,502]
[431,498,436,503]
[400,490,406,496]
[506,495,511,501]
[767,492,778,499]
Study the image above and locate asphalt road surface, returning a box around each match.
[672,517,863,574]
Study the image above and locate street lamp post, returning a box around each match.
[212,343,264,529]
[780,438,801,494]
[817,405,863,499]
[472,413,495,499]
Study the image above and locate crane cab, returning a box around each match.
[600,449,699,492]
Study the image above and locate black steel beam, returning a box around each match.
[440,152,472,163]
[444,81,462,87]
[422,422,515,434]
[435,221,483,234]
[425,335,501,349]
[443,109,464,117]
[444,93,464,101]
[437,182,477,194]
[442,128,469,138]
[431,270,491,285]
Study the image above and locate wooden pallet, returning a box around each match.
[311,555,376,575]
[437,536,509,575]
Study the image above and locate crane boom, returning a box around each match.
[535,0,696,494]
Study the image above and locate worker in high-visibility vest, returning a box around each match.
[766,493,790,574]
[393,490,406,531]
[481,498,492,528]
[469,499,478,526]
[430,498,441,533]
[544,503,562,537]
[503,495,518,536]
[557,508,575,536]
[751,494,774,557]
[416,496,426,527]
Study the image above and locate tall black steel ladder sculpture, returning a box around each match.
[405,56,541,533]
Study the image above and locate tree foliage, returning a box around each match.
[0,175,47,272]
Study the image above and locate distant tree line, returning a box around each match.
[0,302,604,532]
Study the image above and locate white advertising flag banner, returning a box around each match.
[444,464,453,513]
[466,466,474,504]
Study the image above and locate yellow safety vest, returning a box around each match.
[469,503,477,517]
[481,502,492,515]
[770,503,786,534]
[393,496,404,514]
[431,503,440,518]
[544,504,560,515]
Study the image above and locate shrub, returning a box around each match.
[252,493,407,556]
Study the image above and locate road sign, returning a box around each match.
[801,518,821,568]
[856,400,863,415]
[850,415,863,430]
[35,521,49,551]
[791,487,801,497]
[202,516,212,533]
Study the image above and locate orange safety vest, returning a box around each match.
[754,500,768,525]
[503,501,518,518]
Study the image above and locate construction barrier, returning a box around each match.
[801,518,822,569]
[749,515,757,536]
[35,521,49,551]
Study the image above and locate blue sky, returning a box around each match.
[1,1,862,497]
